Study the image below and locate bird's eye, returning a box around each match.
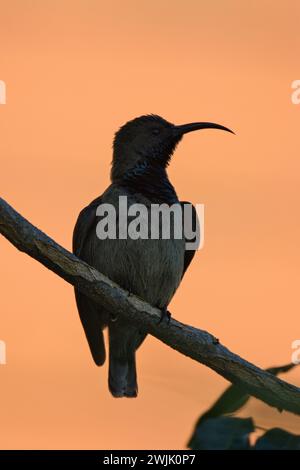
[152,128,160,135]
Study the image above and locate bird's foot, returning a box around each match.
[159,307,171,324]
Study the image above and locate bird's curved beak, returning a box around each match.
[173,122,234,137]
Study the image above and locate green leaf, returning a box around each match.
[188,363,296,448]
[189,417,254,450]
[196,384,249,422]
[266,363,296,375]
[198,363,295,421]
[254,428,300,450]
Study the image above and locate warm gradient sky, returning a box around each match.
[0,0,300,449]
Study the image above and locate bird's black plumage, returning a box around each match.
[73,114,232,397]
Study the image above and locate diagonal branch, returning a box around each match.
[0,196,300,414]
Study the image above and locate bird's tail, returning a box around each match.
[108,350,138,398]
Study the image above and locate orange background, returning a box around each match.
[0,0,300,449]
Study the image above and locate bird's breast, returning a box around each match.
[91,186,186,308]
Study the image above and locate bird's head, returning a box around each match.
[111,114,233,181]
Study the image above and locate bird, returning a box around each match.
[73,114,233,398]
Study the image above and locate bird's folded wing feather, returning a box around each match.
[73,196,106,366]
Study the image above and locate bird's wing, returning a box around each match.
[73,196,106,366]
[180,201,199,278]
